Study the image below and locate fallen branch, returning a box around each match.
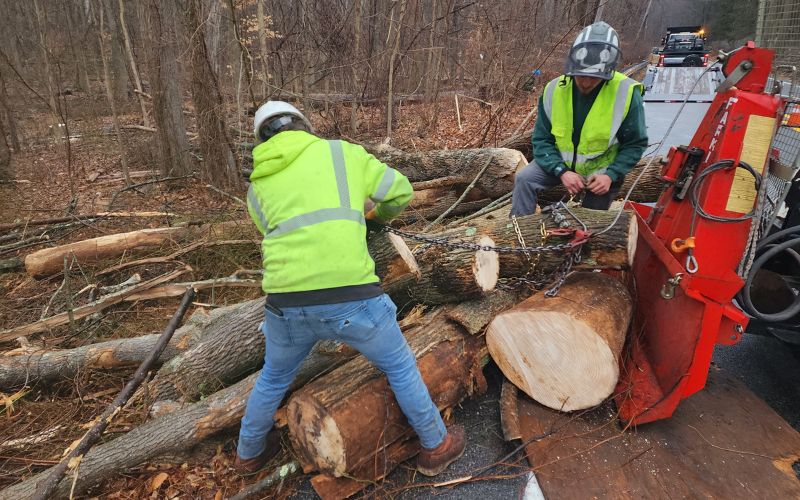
[205,184,245,206]
[31,287,196,500]
[122,275,260,302]
[95,239,257,277]
[424,154,494,230]
[228,461,301,500]
[120,124,156,133]
[0,267,189,342]
[0,304,223,389]
[0,212,175,232]
[107,173,197,210]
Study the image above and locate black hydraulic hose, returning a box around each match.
[755,225,800,251]
[739,236,800,322]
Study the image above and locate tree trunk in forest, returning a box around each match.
[32,0,59,119]
[0,304,231,389]
[287,307,486,477]
[98,1,131,186]
[385,0,407,138]
[486,272,632,412]
[24,221,253,278]
[205,0,223,77]
[139,0,194,177]
[185,0,241,190]
[0,343,353,500]
[64,1,90,93]
[350,0,363,134]
[365,145,527,198]
[0,67,20,152]
[118,0,150,127]
[256,0,269,97]
[102,0,129,102]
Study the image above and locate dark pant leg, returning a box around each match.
[511,160,562,216]
[581,176,625,210]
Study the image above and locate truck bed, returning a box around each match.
[643,65,723,155]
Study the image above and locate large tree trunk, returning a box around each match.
[185,0,241,191]
[486,272,633,412]
[139,0,194,177]
[0,343,353,500]
[0,300,243,390]
[24,221,253,278]
[365,145,527,198]
[287,308,486,477]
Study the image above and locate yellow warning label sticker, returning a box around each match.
[726,115,776,213]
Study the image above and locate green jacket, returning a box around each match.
[247,130,413,293]
[533,73,648,182]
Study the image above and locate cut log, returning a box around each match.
[381,235,499,308]
[364,144,527,199]
[0,304,223,390]
[23,221,255,278]
[0,344,354,500]
[486,272,633,412]
[286,307,487,477]
[537,157,665,204]
[419,207,637,284]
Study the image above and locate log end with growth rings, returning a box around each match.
[487,311,619,412]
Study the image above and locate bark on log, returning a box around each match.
[287,308,487,477]
[364,144,526,198]
[24,221,254,278]
[0,345,353,500]
[537,157,665,204]
[310,438,419,500]
[0,305,224,390]
[418,207,637,285]
[486,272,633,412]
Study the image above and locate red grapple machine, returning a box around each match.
[616,43,784,425]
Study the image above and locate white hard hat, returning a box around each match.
[253,101,313,141]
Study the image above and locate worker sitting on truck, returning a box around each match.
[235,101,466,477]
[511,22,648,215]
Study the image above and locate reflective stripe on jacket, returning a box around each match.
[247,130,413,293]
[542,71,643,177]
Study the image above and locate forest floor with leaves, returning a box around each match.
[0,87,539,498]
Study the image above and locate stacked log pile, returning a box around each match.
[1,145,643,499]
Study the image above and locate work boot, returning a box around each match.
[233,431,281,475]
[416,425,467,476]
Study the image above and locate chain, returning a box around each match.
[375,206,587,296]
[379,225,578,255]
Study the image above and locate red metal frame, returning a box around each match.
[615,44,783,425]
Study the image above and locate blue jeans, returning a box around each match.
[237,294,447,459]
[511,160,623,216]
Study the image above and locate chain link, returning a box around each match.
[375,207,587,296]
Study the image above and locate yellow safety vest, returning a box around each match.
[543,71,642,176]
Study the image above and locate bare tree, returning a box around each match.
[97,0,130,186]
[118,0,150,127]
[0,66,20,152]
[185,0,241,190]
[139,0,195,177]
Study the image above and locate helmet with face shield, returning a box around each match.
[565,22,621,81]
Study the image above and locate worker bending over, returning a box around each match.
[511,22,648,215]
[235,101,466,477]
